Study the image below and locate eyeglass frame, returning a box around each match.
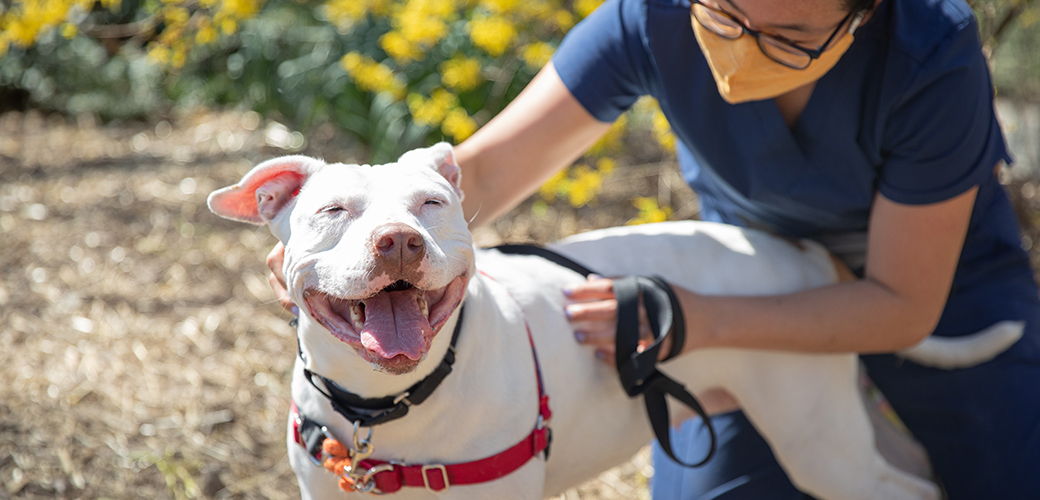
[690,0,867,70]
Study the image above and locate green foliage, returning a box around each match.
[0,32,167,121]
[987,4,1040,100]
[0,0,589,163]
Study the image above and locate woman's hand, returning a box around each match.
[266,242,298,315]
[564,275,741,416]
[563,275,661,366]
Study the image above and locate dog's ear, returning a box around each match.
[208,155,323,225]
[400,142,464,201]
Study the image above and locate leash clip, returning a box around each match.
[350,421,375,462]
[348,462,393,495]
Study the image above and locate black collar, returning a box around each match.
[295,306,465,427]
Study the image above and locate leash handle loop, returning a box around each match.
[613,275,715,468]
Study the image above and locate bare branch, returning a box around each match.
[81,16,159,39]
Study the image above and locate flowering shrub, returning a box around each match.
[1,0,678,217]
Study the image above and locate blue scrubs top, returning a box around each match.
[552,0,1040,496]
[552,0,1039,341]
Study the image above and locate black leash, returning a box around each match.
[491,245,717,468]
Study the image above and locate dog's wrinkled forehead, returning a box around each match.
[298,159,457,212]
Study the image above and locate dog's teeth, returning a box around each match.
[350,304,364,331]
[418,294,429,318]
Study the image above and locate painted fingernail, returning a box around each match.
[562,286,575,297]
[595,350,606,360]
[575,332,586,342]
[588,273,603,280]
[291,305,300,316]
[564,305,576,319]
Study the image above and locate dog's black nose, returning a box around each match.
[373,223,425,267]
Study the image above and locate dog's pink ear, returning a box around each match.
[401,142,464,201]
[208,156,322,225]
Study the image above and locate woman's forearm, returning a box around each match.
[683,189,979,355]
[681,278,938,354]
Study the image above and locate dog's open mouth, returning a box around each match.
[303,275,467,363]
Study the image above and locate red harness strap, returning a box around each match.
[353,393,550,493]
[292,271,552,493]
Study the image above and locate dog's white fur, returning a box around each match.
[209,143,1022,500]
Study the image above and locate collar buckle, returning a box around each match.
[421,464,449,493]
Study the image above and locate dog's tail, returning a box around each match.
[897,320,1024,370]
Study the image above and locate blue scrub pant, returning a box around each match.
[650,352,1040,500]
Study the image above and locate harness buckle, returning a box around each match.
[421,464,449,493]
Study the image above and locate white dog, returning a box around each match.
[208,143,1022,500]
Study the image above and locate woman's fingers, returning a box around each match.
[562,273,615,300]
[266,242,297,314]
[566,274,672,365]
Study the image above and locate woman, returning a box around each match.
[270,0,1040,496]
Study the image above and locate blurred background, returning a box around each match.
[0,0,1038,498]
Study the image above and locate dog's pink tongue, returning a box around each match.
[359,289,430,360]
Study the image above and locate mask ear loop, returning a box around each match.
[848,11,866,36]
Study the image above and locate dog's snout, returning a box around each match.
[373,223,425,266]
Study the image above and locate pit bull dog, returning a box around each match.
[208,143,1023,500]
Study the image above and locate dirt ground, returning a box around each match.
[0,109,703,500]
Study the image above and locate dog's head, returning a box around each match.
[209,143,473,374]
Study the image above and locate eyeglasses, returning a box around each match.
[690,0,865,70]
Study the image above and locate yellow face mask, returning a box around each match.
[692,14,860,104]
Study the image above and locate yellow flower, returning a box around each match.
[440,56,483,92]
[380,30,424,63]
[219,0,260,19]
[323,0,369,26]
[148,45,172,65]
[171,45,187,69]
[574,0,605,18]
[391,0,453,49]
[341,52,407,100]
[553,9,575,30]
[480,0,518,14]
[567,165,603,207]
[408,88,459,126]
[627,197,673,225]
[596,157,616,175]
[195,21,218,45]
[469,15,516,57]
[442,107,477,141]
[220,18,237,35]
[162,6,190,26]
[539,169,570,202]
[61,23,77,39]
[520,42,554,71]
[651,109,676,152]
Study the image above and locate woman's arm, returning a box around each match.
[567,187,978,355]
[455,62,613,226]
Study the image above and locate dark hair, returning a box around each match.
[843,0,874,13]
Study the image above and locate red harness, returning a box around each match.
[291,270,552,494]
